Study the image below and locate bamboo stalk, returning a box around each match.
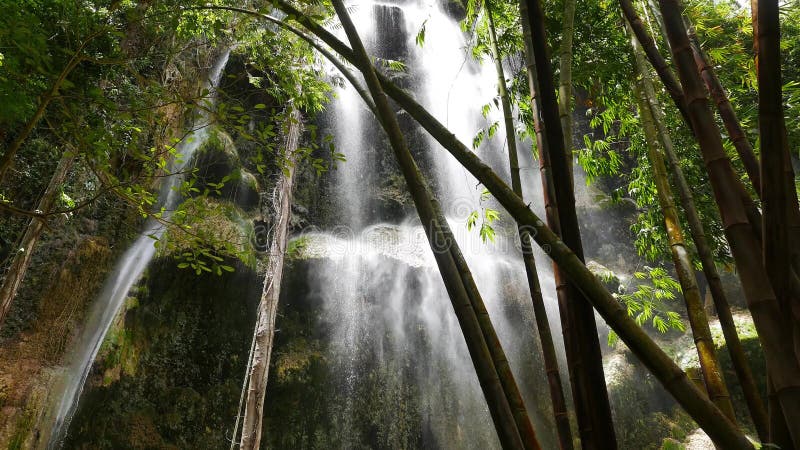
[486,3,573,447]
[632,43,737,422]
[558,0,577,180]
[657,1,800,445]
[628,15,769,437]
[686,23,761,197]
[756,2,800,443]
[619,0,691,128]
[518,0,617,447]
[622,0,765,238]
[250,5,754,445]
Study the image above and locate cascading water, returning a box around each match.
[280,1,563,447]
[44,49,231,448]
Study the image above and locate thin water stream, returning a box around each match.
[44,50,232,448]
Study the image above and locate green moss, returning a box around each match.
[158,197,256,268]
[286,235,311,260]
[8,407,34,450]
[196,127,238,162]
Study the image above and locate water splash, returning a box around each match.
[44,49,231,448]
[296,1,561,446]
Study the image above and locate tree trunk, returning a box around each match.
[632,41,737,423]
[630,24,769,437]
[558,0,576,179]
[378,59,752,450]
[518,0,617,447]
[767,371,795,450]
[268,6,754,444]
[0,154,75,328]
[331,1,541,447]
[686,22,761,197]
[657,1,800,445]
[755,2,800,444]
[239,108,301,450]
[486,4,573,448]
[623,0,765,237]
[619,0,691,129]
[756,0,800,331]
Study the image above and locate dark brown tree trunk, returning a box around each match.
[622,0,765,237]
[0,154,75,328]
[377,58,751,448]
[627,16,770,439]
[331,1,541,447]
[751,3,800,440]
[619,0,691,128]
[767,371,795,449]
[518,0,617,447]
[756,0,800,327]
[686,23,761,197]
[239,108,301,450]
[486,4,573,448]
[657,0,800,445]
[756,2,800,444]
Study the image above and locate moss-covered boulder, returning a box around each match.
[191,128,260,211]
[158,196,257,270]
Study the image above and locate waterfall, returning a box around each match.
[287,1,562,447]
[44,49,231,448]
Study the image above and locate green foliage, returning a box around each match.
[237,25,332,114]
[416,19,428,47]
[378,58,407,73]
[472,120,500,150]
[286,235,311,260]
[466,188,502,243]
[156,197,256,274]
[463,0,523,58]
[466,208,500,243]
[608,266,686,346]
[579,134,623,184]
[0,0,349,286]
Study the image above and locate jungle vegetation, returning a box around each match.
[2,0,800,448]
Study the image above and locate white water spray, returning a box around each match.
[301,1,562,447]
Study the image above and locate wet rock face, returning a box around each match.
[0,237,114,449]
[62,258,260,449]
[370,4,409,61]
[261,225,557,449]
[261,257,501,450]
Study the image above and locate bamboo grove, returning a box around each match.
[2,0,800,448]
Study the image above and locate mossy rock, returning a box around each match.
[158,197,257,268]
[192,128,260,211]
[671,311,765,434]
[63,257,261,449]
[604,311,765,447]
[604,348,699,449]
